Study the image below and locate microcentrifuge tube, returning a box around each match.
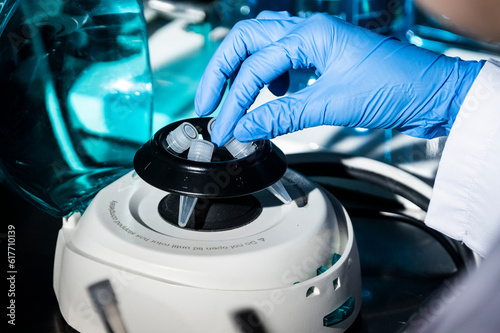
[166,122,198,154]
[225,136,292,205]
[178,139,215,228]
[267,178,293,205]
[224,137,258,159]
[207,117,216,135]
[178,195,197,228]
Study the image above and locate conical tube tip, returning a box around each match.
[178,195,198,228]
[267,180,292,205]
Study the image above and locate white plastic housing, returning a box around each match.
[53,169,361,333]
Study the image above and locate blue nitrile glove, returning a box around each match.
[195,11,484,146]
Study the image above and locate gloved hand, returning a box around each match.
[195,11,484,146]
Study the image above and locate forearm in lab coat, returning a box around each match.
[426,59,500,257]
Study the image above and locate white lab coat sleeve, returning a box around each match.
[425,59,500,257]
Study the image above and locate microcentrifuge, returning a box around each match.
[53,118,362,333]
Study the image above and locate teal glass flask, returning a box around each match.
[0,0,154,216]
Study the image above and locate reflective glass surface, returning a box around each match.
[0,0,153,216]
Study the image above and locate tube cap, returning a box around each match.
[166,122,198,153]
[225,137,256,159]
[187,139,214,162]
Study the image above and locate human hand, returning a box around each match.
[195,11,484,146]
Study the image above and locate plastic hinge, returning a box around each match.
[323,297,355,327]
[317,266,328,275]
[332,253,341,265]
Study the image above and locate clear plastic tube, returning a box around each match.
[223,135,292,205]
[187,139,214,162]
[166,122,198,154]
[224,137,257,159]
[267,179,293,205]
[178,139,215,227]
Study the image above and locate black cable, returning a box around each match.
[287,151,431,211]
[287,151,476,271]
[316,177,468,269]
[346,208,467,271]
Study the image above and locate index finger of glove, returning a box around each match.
[195,17,300,116]
[210,42,302,146]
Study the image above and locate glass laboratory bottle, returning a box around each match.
[0,0,154,216]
